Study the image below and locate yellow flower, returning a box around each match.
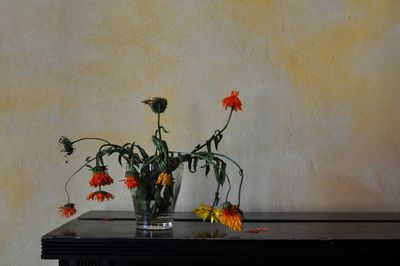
[194,204,221,223]
[156,171,173,186]
[220,204,243,231]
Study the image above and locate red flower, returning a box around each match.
[86,190,114,202]
[89,166,113,187]
[124,175,140,189]
[222,90,242,112]
[58,203,77,218]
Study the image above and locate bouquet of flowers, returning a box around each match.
[58,90,245,231]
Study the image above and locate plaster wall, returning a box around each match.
[1,0,399,265]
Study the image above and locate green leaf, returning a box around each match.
[205,164,210,177]
[155,187,162,207]
[219,133,223,142]
[193,157,198,171]
[163,184,173,200]
[161,140,169,158]
[213,160,220,179]
[188,157,196,173]
[135,186,147,201]
[118,152,123,167]
[218,162,226,184]
[136,145,149,160]
[214,138,219,151]
[130,142,135,154]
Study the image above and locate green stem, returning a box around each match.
[157,113,162,140]
[212,183,221,207]
[238,169,243,206]
[71,138,111,145]
[96,144,129,165]
[213,152,244,206]
[220,107,234,133]
[192,108,234,153]
[225,173,231,203]
[64,157,96,203]
[169,151,216,166]
[213,153,242,171]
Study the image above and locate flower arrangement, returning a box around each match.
[58,91,245,231]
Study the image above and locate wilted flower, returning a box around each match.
[89,166,114,187]
[219,202,243,231]
[86,191,114,202]
[222,90,242,112]
[124,171,140,189]
[59,136,74,156]
[143,97,168,114]
[58,203,77,218]
[156,171,173,187]
[194,204,221,223]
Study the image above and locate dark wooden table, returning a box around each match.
[42,211,400,265]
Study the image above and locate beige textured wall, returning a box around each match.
[1,0,400,265]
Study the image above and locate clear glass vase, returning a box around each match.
[131,163,184,230]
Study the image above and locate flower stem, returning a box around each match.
[238,169,243,206]
[71,138,111,145]
[225,173,231,203]
[192,108,234,153]
[169,151,216,165]
[212,183,221,207]
[213,152,244,206]
[157,113,162,140]
[64,157,96,203]
[220,108,234,133]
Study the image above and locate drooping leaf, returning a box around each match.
[135,186,147,201]
[188,157,195,173]
[136,145,149,160]
[163,184,173,200]
[154,187,162,207]
[214,137,219,151]
[193,157,198,171]
[130,142,135,153]
[218,162,226,184]
[205,164,210,177]
[213,160,220,178]
[118,152,123,167]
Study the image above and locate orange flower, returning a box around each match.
[58,203,77,218]
[124,175,140,189]
[89,166,114,187]
[220,204,243,231]
[156,171,173,187]
[86,190,114,202]
[222,90,242,112]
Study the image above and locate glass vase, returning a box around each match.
[131,163,184,230]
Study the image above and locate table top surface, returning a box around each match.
[42,211,400,241]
